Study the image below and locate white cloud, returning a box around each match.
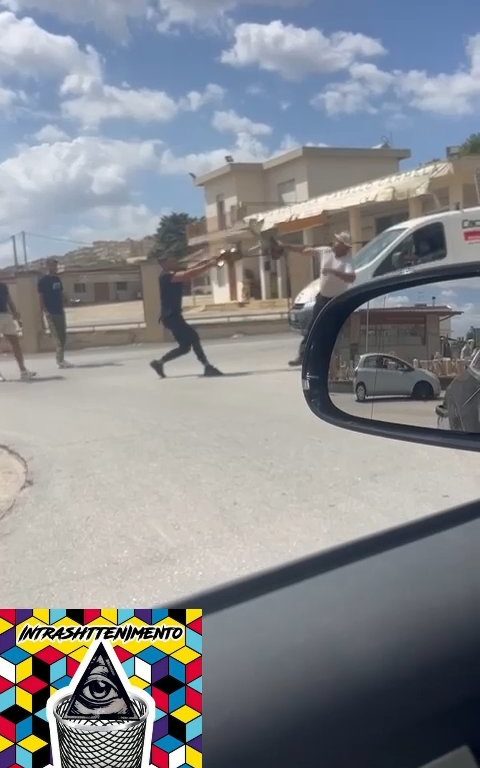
[0,10,100,81]
[397,36,480,115]
[313,80,378,116]
[68,204,159,242]
[1,0,307,36]
[61,82,179,129]
[246,84,264,96]
[221,21,385,80]
[61,80,224,128]
[0,0,147,40]
[212,109,272,136]
[155,0,307,32]
[178,83,225,111]
[33,124,70,143]
[0,85,24,111]
[312,62,393,115]
[313,34,480,117]
[0,136,162,232]
[159,131,270,176]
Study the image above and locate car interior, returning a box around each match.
[375,223,448,278]
[187,262,480,768]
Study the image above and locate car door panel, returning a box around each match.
[180,498,480,768]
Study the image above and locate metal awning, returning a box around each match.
[246,161,453,233]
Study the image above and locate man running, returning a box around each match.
[150,254,223,378]
[38,258,73,369]
[284,232,356,367]
[0,280,36,381]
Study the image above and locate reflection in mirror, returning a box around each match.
[328,277,480,433]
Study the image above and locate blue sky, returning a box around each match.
[370,278,480,338]
[0,0,479,264]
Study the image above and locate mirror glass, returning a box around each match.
[328,276,480,432]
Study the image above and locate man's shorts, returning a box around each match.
[0,313,19,337]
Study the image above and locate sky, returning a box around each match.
[368,278,480,338]
[0,0,479,265]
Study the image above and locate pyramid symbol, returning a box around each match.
[64,642,139,720]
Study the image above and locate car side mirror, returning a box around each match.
[302,262,480,452]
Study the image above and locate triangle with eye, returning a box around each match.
[64,642,139,720]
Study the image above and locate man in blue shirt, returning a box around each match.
[150,254,223,379]
[38,258,73,369]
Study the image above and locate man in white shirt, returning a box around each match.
[282,231,356,367]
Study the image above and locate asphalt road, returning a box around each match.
[0,333,478,607]
[330,392,442,428]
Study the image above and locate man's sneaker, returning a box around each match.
[204,365,223,377]
[150,360,166,379]
[288,358,303,367]
[20,370,37,381]
[0,372,5,382]
[58,360,74,369]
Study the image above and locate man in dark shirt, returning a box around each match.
[150,254,223,378]
[38,258,73,369]
[0,281,36,381]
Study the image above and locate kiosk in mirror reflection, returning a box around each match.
[326,292,480,433]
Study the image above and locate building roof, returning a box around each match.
[248,161,453,232]
[357,305,462,320]
[194,145,411,187]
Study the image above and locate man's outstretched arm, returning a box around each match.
[171,251,218,283]
[278,242,316,255]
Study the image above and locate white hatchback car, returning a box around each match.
[354,354,441,402]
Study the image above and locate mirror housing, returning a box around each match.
[302,261,480,453]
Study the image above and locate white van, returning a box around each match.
[288,206,480,333]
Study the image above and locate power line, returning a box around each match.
[25,232,93,247]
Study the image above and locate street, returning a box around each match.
[330,392,442,428]
[0,333,478,607]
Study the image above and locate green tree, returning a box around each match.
[152,212,202,261]
[458,133,480,156]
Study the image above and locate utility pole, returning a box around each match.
[20,231,28,264]
[11,235,19,268]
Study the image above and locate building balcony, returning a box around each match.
[187,202,286,246]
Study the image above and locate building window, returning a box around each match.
[74,283,86,294]
[116,282,128,291]
[216,195,226,230]
[277,179,297,205]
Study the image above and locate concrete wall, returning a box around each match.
[264,158,309,204]
[235,168,267,207]
[11,317,289,356]
[204,175,238,232]
[306,155,405,198]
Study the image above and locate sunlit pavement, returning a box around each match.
[0,333,478,606]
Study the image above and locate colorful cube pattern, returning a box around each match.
[0,609,202,768]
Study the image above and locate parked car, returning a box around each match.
[435,349,480,431]
[353,353,441,402]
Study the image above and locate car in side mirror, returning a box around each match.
[302,261,480,453]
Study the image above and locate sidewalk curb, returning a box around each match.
[0,445,28,520]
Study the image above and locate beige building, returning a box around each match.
[60,266,143,304]
[334,305,463,367]
[188,145,411,303]
[188,146,480,305]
